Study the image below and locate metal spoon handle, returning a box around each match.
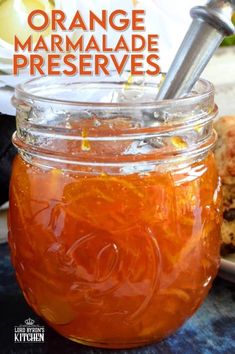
[157,0,235,100]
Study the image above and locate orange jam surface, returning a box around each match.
[9,151,221,348]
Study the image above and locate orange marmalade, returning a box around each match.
[9,77,222,348]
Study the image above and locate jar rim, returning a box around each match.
[12,74,217,172]
[14,75,215,109]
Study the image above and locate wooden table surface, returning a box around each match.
[0,243,235,354]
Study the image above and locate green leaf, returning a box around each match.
[221,35,235,47]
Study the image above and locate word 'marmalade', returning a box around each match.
[15,34,158,53]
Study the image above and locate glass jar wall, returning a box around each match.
[9,76,222,349]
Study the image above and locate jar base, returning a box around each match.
[68,335,158,349]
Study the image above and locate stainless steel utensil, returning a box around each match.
[157,0,235,100]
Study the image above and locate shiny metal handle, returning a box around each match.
[157,0,235,100]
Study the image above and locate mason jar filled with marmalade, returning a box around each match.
[9,75,222,349]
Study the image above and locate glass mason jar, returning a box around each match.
[9,76,222,349]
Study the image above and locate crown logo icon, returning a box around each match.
[25,318,35,326]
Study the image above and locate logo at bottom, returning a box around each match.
[14,318,45,343]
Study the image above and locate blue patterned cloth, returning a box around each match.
[0,243,234,354]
